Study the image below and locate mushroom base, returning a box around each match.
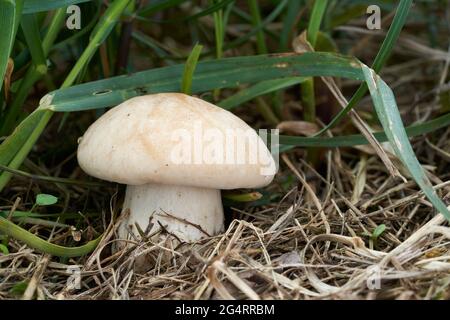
[117,183,224,243]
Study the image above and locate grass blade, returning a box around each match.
[20,14,46,67]
[307,0,328,48]
[278,111,450,147]
[62,0,132,88]
[43,52,363,113]
[181,44,203,95]
[0,216,101,257]
[224,0,288,51]
[362,64,450,222]
[0,109,52,190]
[247,0,267,54]
[279,0,303,51]
[3,51,450,227]
[218,77,305,110]
[0,8,66,136]
[138,0,187,17]
[302,0,328,124]
[0,13,47,133]
[23,0,90,14]
[0,0,132,191]
[0,163,107,187]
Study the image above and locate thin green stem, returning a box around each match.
[247,0,267,54]
[248,0,281,124]
[210,0,229,99]
[314,0,413,136]
[0,8,66,135]
[211,0,224,59]
[277,111,450,148]
[0,109,52,190]
[302,0,328,124]
[279,0,303,51]
[0,108,44,166]
[181,43,203,95]
[0,216,101,257]
[255,97,280,125]
[0,0,132,192]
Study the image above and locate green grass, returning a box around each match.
[315,0,413,136]
[0,216,101,257]
[302,0,328,124]
[181,43,203,94]
[23,0,90,14]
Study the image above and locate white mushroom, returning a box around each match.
[77,93,276,243]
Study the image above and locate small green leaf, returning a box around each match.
[0,243,9,254]
[35,193,58,206]
[181,43,203,95]
[372,224,386,240]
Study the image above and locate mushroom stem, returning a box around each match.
[118,183,224,242]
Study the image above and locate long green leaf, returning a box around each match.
[181,44,203,95]
[362,64,450,221]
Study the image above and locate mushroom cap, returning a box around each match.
[77,93,276,189]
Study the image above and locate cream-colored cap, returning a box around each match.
[77,93,276,189]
